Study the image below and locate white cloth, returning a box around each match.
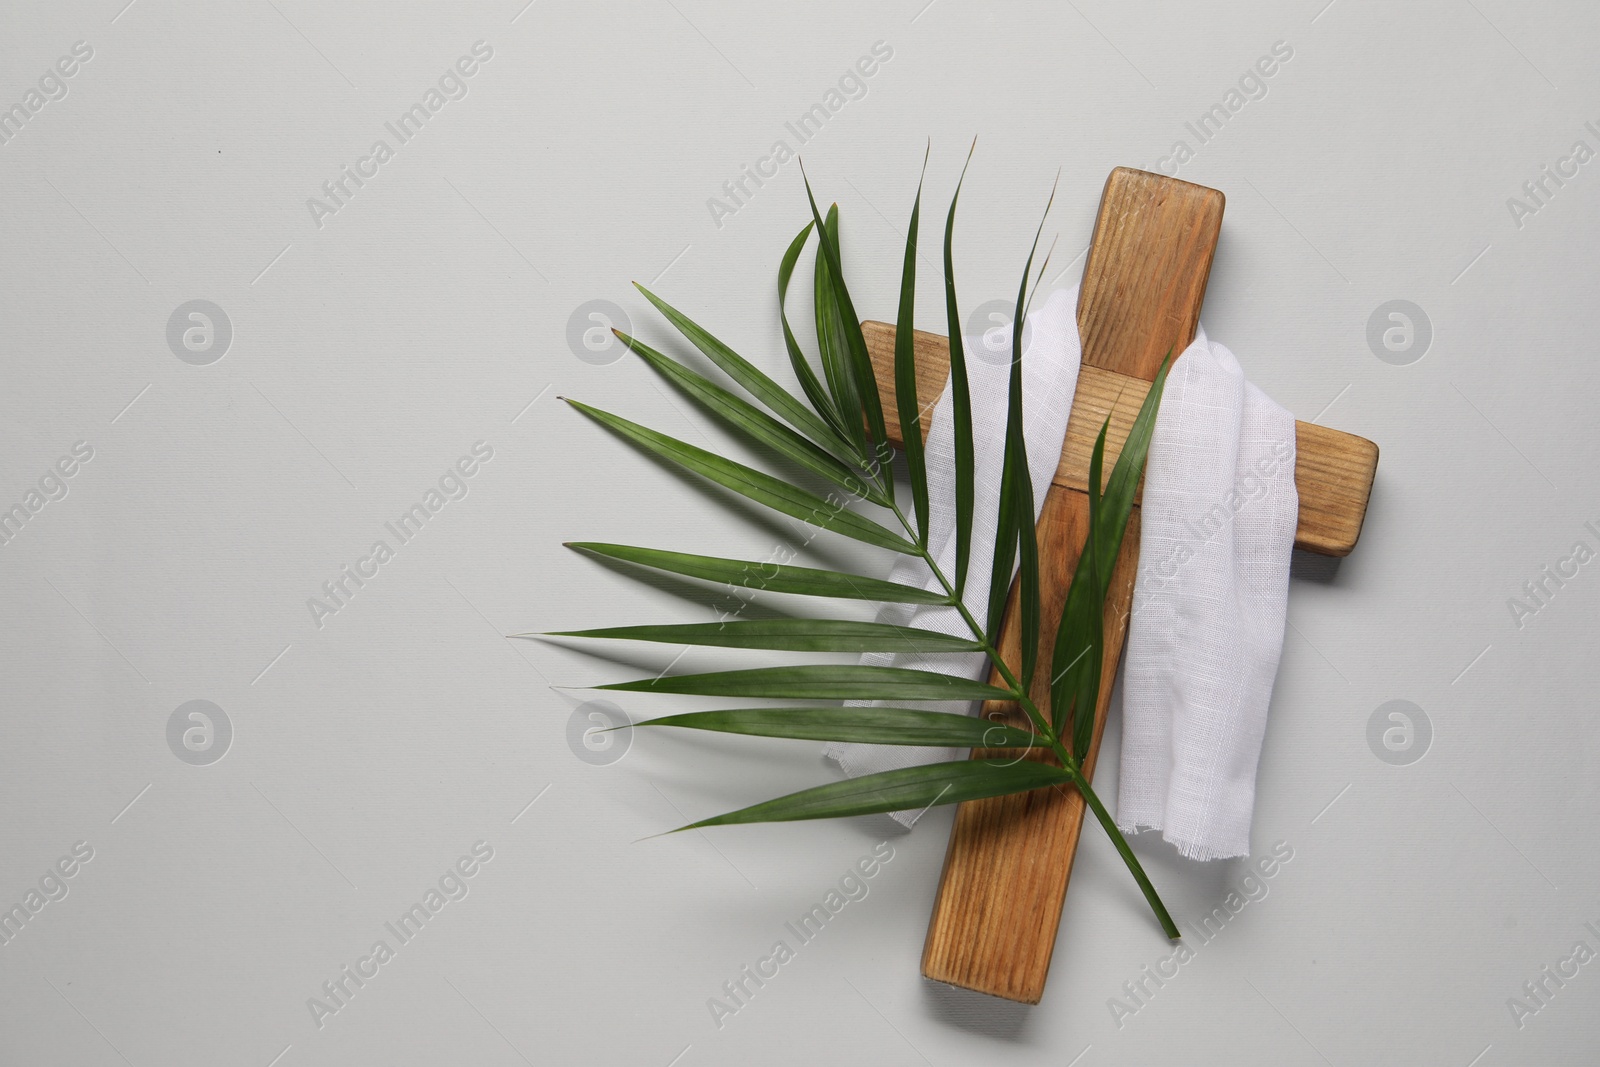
[1116,327,1297,860]
[826,301,1297,861]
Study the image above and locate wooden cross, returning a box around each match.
[863,168,1379,1003]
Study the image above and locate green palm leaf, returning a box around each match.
[615,328,876,503]
[598,664,1016,702]
[814,205,869,459]
[1013,197,1058,691]
[547,618,981,654]
[628,706,1047,748]
[564,542,949,604]
[671,759,1074,830]
[990,175,1057,682]
[986,460,1019,649]
[558,160,1182,940]
[778,220,847,437]
[895,146,931,545]
[565,399,916,555]
[801,169,890,468]
[632,282,855,459]
[1090,354,1172,578]
[1053,418,1109,751]
[1054,356,1172,751]
[943,141,978,595]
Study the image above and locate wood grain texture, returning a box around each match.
[888,168,1373,1003]
[921,494,1140,1002]
[862,322,1378,556]
[1076,168,1225,380]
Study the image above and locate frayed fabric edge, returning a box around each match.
[1116,822,1249,862]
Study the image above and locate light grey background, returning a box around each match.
[2,1,1596,1064]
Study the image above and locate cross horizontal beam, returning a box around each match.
[862,326,1377,557]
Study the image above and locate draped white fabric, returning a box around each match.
[1115,326,1297,859]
